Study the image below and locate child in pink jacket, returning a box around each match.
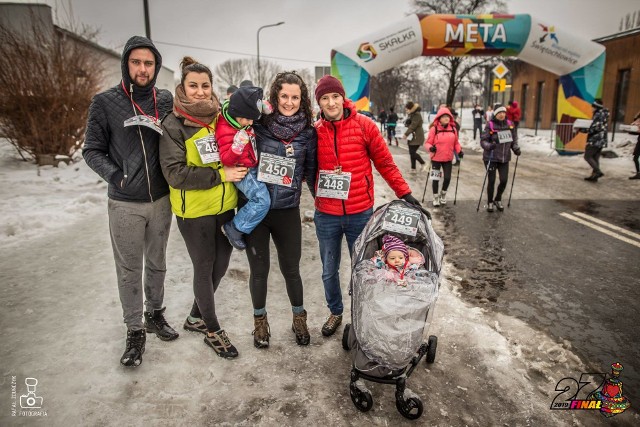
[424,108,463,207]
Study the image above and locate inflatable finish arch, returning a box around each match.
[331,14,605,152]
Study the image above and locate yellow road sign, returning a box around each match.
[493,78,506,92]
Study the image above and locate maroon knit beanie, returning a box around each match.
[315,75,345,103]
[382,235,409,259]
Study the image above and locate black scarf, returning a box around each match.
[267,111,307,141]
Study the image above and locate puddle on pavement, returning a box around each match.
[434,208,520,306]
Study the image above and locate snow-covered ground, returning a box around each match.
[1,133,638,425]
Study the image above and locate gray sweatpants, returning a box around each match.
[108,195,172,330]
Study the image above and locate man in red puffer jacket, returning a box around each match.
[313,75,420,337]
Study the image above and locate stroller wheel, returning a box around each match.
[396,396,423,420]
[350,382,373,412]
[426,335,437,364]
[342,323,351,351]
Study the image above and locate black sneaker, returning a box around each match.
[120,329,146,367]
[487,202,495,212]
[144,307,179,341]
[630,173,640,180]
[222,222,246,250]
[495,201,504,211]
[321,314,342,337]
[183,317,207,334]
[204,330,239,359]
[292,310,310,346]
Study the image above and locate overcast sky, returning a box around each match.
[13,0,640,76]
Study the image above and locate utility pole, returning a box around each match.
[143,0,151,40]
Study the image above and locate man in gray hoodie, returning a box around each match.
[83,36,178,367]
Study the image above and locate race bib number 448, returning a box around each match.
[316,170,351,200]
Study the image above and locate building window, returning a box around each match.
[613,69,630,127]
[520,84,528,122]
[535,81,545,127]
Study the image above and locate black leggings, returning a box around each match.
[484,161,509,203]
[431,161,453,194]
[176,211,234,333]
[408,145,425,169]
[245,207,304,310]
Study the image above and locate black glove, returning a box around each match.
[401,193,421,206]
[429,145,437,153]
[458,151,464,159]
[513,148,521,156]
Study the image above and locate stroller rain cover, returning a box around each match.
[350,200,444,370]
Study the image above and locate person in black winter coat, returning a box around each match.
[246,71,318,349]
[479,105,521,212]
[83,36,177,368]
[582,99,610,182]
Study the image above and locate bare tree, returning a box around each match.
[0,19,103,164]
[214,59,246,89]
[371,63,422,114]
[411,0,507,106]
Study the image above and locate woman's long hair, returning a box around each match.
[262,71,313,128]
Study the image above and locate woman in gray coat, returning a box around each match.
[403,101,427,172]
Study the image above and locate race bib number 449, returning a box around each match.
[382,204,421,237]
[316,170,351,200]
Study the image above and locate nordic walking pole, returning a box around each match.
[476,151,493,212]
[453,160,461,205]
[421,163,431,203]
[507,154,520,208]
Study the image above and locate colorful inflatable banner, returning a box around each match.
[330,14,605,152]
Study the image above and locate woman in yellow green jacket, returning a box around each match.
[159,57,247,359]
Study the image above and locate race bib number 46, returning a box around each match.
[194,135,220,164]
[316,170,351,200]
[497,130,513,144]
[257,153,295,187]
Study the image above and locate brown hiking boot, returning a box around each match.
[204,330,238,359]
[291,310,310,346]
[321,314,342,337]
[252,314,270,349]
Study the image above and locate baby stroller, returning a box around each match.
[342,199,444,420]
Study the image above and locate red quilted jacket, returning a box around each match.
[215,115,257,168]
[314,99,411,215]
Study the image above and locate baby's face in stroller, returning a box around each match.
[386,250,406,268]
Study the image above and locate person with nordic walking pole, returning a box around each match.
[453,159,461,205]
[507,154,519,208]
[424,107,463,207]
[479,105,521,212]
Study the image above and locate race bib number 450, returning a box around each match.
[316,170,351,200]
[257,153,295,187]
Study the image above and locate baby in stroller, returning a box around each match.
[342,200,443,420]
[371,234,425,285]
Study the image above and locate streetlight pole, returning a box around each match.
[257,22,284,86]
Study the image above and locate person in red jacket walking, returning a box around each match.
[424,107,463,207]
[313,75,420,337]
[506,101,521,131]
